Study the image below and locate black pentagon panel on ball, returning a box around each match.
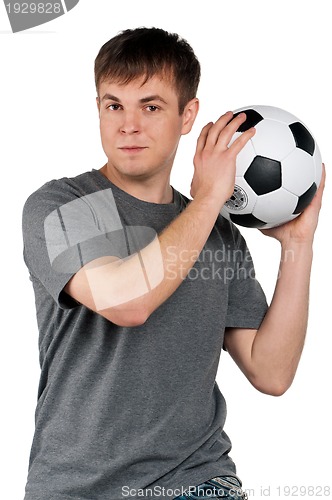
[293,182,317,214]
[244,156,282,195]
[233,109,264,132]
[289,122,315,156]
[230,213,267,228]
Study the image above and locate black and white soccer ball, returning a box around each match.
[221,105,322,229]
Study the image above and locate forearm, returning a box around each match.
[144,195,222,317]
[251,240,313,393]
[89,195,222,320]
[224,165,324,395]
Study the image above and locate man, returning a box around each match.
[22,27,324,500]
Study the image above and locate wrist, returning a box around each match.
[280,238,313,267]
[193,186,231,212]
[280,236,314,253]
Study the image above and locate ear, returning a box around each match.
[181,98,199,135]
[96,96,101,115]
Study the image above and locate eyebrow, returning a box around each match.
[101,93,168,105]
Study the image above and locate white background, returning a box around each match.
[1,0,331,498]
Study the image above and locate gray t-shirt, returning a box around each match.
[22,169,268,500]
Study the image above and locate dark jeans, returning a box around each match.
[173,476,248,499]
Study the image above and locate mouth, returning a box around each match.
[119,146,147,153]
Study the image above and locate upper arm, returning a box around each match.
[224,327,258,383]
[64,255,149,327]
[23,186,160,327]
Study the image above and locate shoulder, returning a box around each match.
[22,170,101,222]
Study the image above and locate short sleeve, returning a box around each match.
[22,183,156,309]
[225,224,268,329]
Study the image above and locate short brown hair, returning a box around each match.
[94,27,201,114]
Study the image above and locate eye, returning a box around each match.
[107,104,122,111]
[146,105,159,112]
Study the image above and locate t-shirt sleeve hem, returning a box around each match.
[225,315,266,330]
[223,312,267,351]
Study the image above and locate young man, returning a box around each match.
[22,28,324,500]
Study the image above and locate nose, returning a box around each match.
[120,111,141,134]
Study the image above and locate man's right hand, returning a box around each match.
[65,112,256,327]
[190,111,256,209]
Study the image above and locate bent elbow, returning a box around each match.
[251,376,292,397]
[127,308,149,327]
[266,384,290,397]
[101,305,149,328]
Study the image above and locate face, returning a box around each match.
[97,75,198,181]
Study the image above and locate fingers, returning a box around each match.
[318,163,326,193]
[196,122,213,153]
[196,111,253,155]
[229,126,256,156]
[203,111,234,148]
[313,163,326,209]
[208,112,249,148]
[193,111,255,203]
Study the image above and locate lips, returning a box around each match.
[119,146,147,150]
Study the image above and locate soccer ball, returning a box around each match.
[221,105,322,229]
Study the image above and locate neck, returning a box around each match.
[99,163,174,204]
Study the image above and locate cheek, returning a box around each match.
[161,123,183,150]
[153,118,182,141]
[99,122,115,156]
[99,118,116,142]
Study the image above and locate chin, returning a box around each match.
[114,164,154,179]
